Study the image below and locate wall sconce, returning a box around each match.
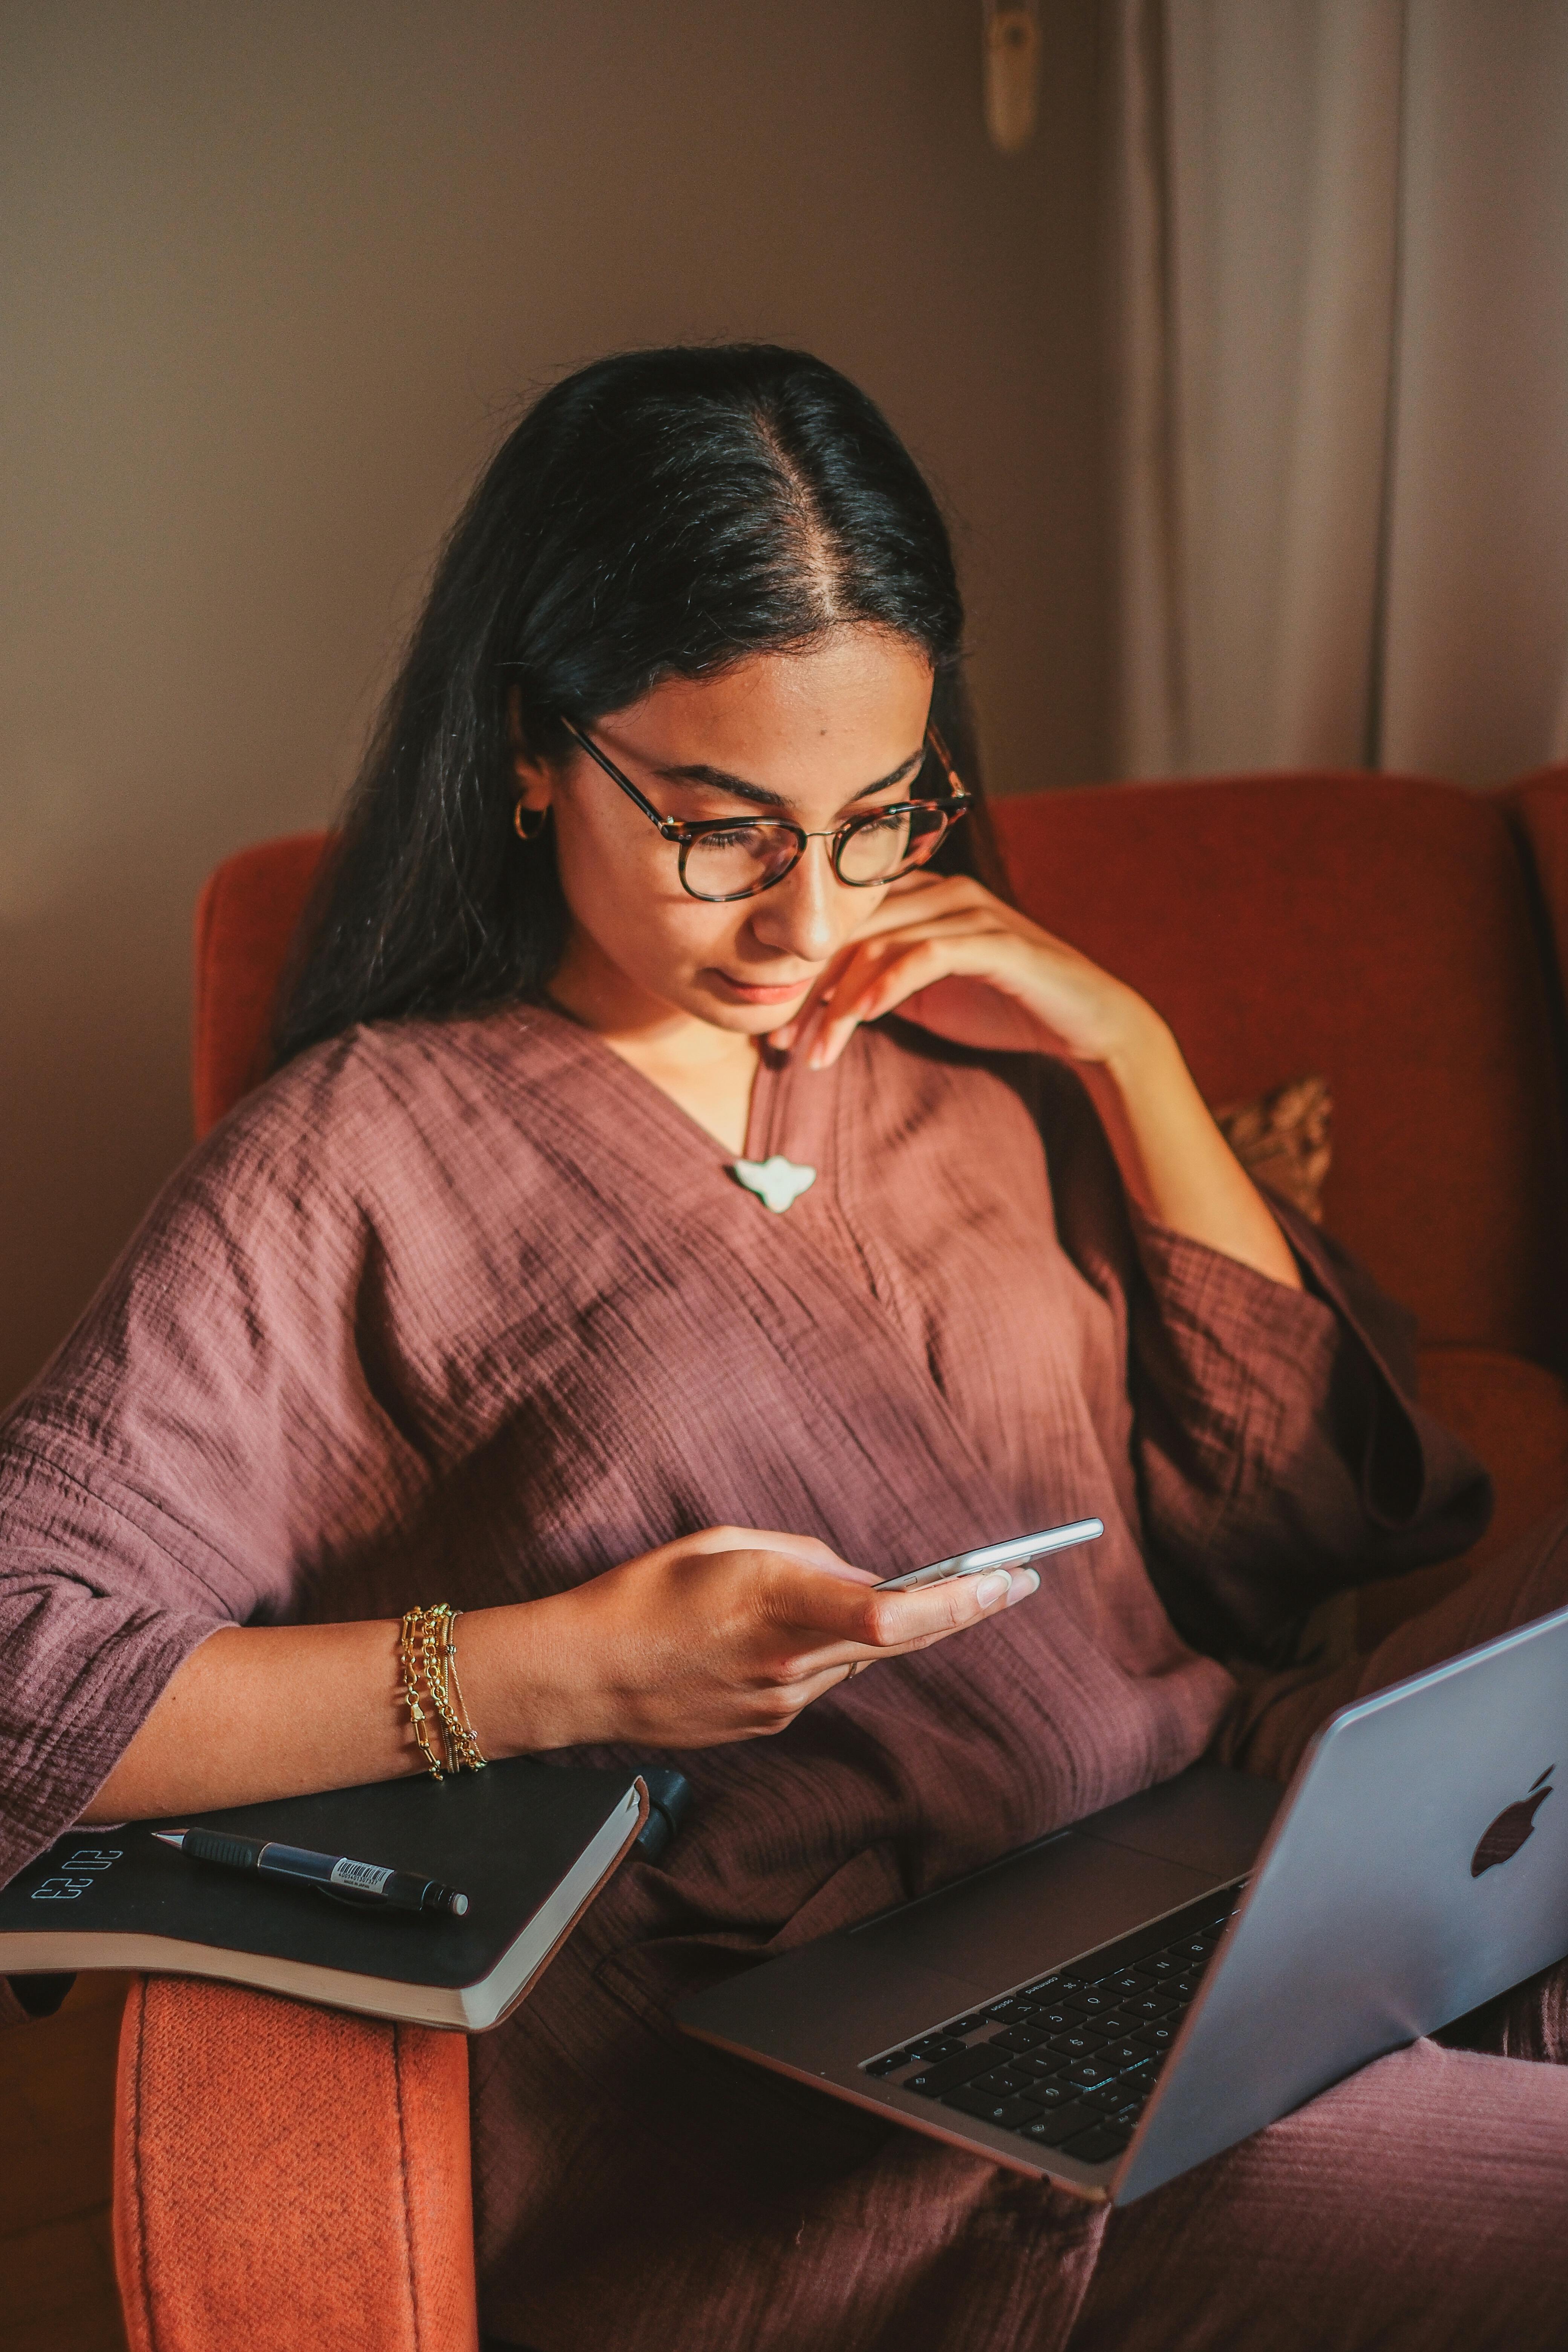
[983,0,1040,155]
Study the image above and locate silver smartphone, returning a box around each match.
[874,1516,1104,1592]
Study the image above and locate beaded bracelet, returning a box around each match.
[400,1603,488,1779]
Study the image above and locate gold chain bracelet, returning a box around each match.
[399,1603,488,1779]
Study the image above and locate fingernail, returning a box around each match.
[974,1571,1012,1608]
[1003,1569,1040,1607]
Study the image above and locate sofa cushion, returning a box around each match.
[1214,1072,1332,1222]
[991,776,1568,1361]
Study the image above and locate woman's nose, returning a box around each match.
[747,837,845,964]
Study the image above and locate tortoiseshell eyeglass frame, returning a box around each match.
[556,715,972,903]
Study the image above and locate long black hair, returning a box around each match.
[276,344,1005,1062]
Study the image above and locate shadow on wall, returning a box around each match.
[2,833,194,1398]
[0,0,1110,1408]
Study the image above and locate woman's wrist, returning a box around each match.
[1087,989,1178,1094]
[457,1590,595,1758]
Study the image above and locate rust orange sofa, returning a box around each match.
[114,769,1568,2349]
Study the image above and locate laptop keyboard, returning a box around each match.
[858,1883,1245,2168]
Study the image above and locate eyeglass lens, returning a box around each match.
[680,751,957,902]
[681,804,952,900]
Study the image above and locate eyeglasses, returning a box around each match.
[558,716,972,903]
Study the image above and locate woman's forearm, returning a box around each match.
[1084,1004,1302,1291]
[78,1527,1025,1822]
[83,1619,434,1820]
[80,1603,571,1822]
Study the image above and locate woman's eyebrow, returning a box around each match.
[649,750,927,816]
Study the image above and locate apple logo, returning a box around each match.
[1471,1766,1555,1877]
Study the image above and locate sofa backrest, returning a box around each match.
[192,831,330,1137]
[991,773,1567,1363]
[196,775,1568,1363]
[1508,768,1568,1023]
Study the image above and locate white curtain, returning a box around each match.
[1114,0,1568,784]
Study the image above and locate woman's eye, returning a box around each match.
[701,824,769,850]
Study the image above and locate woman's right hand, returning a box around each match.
[483,1526,1036,1752]
[83,1527,1035,1826]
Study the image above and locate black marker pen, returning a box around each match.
[153,1828,468,1917]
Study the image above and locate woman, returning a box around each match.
[3,346,1566,2350]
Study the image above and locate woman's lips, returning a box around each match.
[707,971,815,1006]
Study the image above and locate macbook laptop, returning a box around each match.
[677,1601,1568,2204]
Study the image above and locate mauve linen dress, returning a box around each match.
[3,1003,1563,2349]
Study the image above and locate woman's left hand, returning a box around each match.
[770,871,1161,1074]
[772,870,1303,1292]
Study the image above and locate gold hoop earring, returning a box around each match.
[513,801,550,843]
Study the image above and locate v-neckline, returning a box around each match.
[741,1039,836,1171]
[459,1001,1024,1539]
[527,999,839,1194]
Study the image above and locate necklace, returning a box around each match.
[730,1155,817,1215]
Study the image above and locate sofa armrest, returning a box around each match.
[113,1975,478,2352]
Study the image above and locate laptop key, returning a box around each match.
[1099,2040,1148,2072]
[1101,1972,1148,2003]
[1132,1956,1180,1983]
[1090,2014,1136,2040]
[1130,2022,1178,2054]
[1125,1992,1177,2021]
[1062,2122,1132,2162]
[1018,2101,1099,2147]
[901,2049,997,2098]
[942,2087,1043,2130]
[1013,2073,1079,2105]
[971,2066,1031,2095]
[1024,2006,1076,2035]
[1087,2061,1154,2110]
[988,2025,1047,2054]
[1060,2055,1116,2088]
[883,2037,962,2070]
[1046,2027,1106,2060]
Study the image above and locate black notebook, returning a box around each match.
[0,1759,647,2030]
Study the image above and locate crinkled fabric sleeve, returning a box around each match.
[1038,1061,1493,1663]
[0,1090,425,1900]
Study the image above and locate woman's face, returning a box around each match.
[513,627,936,1036]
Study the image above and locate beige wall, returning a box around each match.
[0,0,1110,1406]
